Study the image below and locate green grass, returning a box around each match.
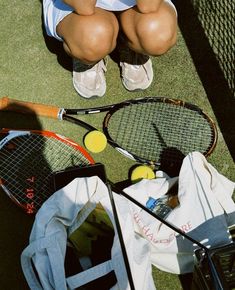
[0,0,234,289]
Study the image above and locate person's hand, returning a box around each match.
[63,0,97,16]
[136,0,163,13]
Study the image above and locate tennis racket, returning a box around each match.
[0,96,217,169]
[0,128,94,214]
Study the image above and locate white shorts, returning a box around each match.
[43,0,177,41]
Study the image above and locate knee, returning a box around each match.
[72,25,118,63]
[147,23,177,55]
[66,17,119,63]
[137,16,177,56]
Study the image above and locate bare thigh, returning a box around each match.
[57,8,119,63]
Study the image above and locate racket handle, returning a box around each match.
[0,97,61,119]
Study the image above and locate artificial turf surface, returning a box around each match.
[0,0,234,289]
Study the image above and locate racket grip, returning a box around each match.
[0,96,61,119]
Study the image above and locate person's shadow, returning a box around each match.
[0,103,52,289]
[0,105,126,290]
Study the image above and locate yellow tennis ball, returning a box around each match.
[84,130,107,153]
[131,165,155,182]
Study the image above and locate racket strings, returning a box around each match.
[108,103,161,160]
[0,133,91,211]
[106,101,214,163]
[156,104,213,148]
[0,136,46,207]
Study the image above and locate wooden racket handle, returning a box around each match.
[0,96,61,119]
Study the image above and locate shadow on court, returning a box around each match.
[174,0,235,162]
[0,107,44,289]
[37,0,72,71]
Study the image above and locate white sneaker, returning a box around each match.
[73,59,107,98]
[120,57,153,91]
[117,32,153,91]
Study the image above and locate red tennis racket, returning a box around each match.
[0,129,94,214]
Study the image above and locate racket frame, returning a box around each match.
[64,97,218,167]
[0,128,94,214]
[0,96,218,168]
[103,96,217,158]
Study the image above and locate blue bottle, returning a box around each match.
[146,196,172,219]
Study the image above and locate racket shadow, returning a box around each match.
[152,123,185,177]
[159,147,185,177]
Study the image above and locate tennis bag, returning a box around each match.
[21,176,155,290]
[191,242,235,289]
[124,152,235,275]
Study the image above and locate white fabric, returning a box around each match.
[21,176,155,290]
[43,0,176,40]
[124,152,235,274]
[97,0,136,11]
[43,0,136,40]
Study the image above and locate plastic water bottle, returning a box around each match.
[146,196,173,219]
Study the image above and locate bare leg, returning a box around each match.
[56,8,119,64]
[54,2,177,96]
[118,1,178,56]
[55,8,119,98]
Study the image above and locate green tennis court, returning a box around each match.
[0,0,234,289]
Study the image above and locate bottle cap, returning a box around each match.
[146,197,156,210]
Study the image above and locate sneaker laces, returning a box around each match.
[121,58,152,81]
[117,32,149,65]
[93,60,107,88]
[73,59,107,89]
[73,59,107,73]
[117,32,151,80]
[73,60,94,73]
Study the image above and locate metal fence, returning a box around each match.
[190,0,235,97]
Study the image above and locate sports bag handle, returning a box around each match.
[21,232,116,290]
[66,260,113,289]
[21,233,67,290]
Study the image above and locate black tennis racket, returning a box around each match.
[0,128,94,214]
[0,96,217,169]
